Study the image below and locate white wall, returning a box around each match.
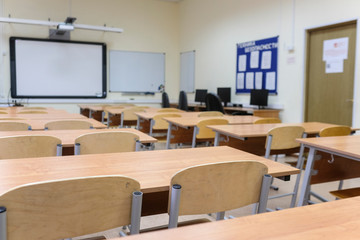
[179,0,360,126]
[0,0,180,112]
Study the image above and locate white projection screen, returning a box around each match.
[10,37,106,98]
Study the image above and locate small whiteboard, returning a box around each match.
[110,50,165,93]
[180,50,195,92]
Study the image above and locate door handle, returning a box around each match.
[346,99,354,102]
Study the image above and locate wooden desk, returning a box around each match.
[0,118,106,130]
[122,196,360,240]
[107,107,159,128]
[209,122,341,156]
[0,107,68,114]
[0,113,87,120]
[297,135,360,206]
[0,146,299,216]
[0,128,156,155]
[164,115,262,149]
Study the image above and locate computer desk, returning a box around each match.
[163,115,262,149]
[122,196,360,240]
[0,128,156,155]
[297,135,360,206]
[0,146,299,216]
[0,118,107,130]
[169,103,281,118]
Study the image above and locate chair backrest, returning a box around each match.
[253,118,282,124]
[169,161,268,216]
[0,111,8,114]
[0,135,62,159]
[75,131,140,155]
[319,125,351,137]
[197,111,224,117]
[45,120,93,130]
[205,93,224,114]
[0,175,141,240]
[0,118,26,120]
[266,126,305,150]
[178,91,188,111]
[17,110,48,114]
[123,107,147,121]
[157,108,182,112]
[162,92,170,108]
[22,107,47,110]
[152,114,181,130]
[0,122,31,131]
[196,118,229,139]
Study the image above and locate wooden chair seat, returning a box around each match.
[45,120,93,130]
[168,161,270,228]
[330,187,360,199]
[0,175,142,239]
[0,135,62,159]
[75,131,140,155]
[0,122,31,131]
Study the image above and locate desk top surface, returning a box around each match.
[0,128,157,146]
[0,146,298,195]
[0,113,87,120]
[164,115,262,127]
[123,196,360,240]
[297,135,360,159]
[0,118,106,130]
[208,122,346,138]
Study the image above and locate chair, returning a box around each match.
[121,106,148,127]
[319,125,351,137]
[150,114,181,139]
[0,175,143,239]
[44,120,93,130]
[0,111,8,114]
[0,135,62,159]
[253,118,281,124]
[0,122,31,131]
[75,131,140,155]
[192,118,229,148]
[264,126,305,208]
[22,106,47,110]
[162,92,170,108]
[205,93,224,114]
[178,91,188,111]
[197,111,224,117]
[17,110,48,114]
[168,161,271,228]
[157,108,182,112]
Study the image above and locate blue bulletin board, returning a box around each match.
[236,36,278,94]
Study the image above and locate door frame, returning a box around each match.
[301,18,360,127]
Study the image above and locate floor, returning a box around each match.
[75,142,360,239]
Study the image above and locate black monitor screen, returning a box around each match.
[217,88,231,106]
[195,89,208,103]
[250,89,269,109]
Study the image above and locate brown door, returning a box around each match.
[305,21,356,126]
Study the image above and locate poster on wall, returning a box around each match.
[236,36,278,94]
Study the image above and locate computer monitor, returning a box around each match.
[194,89,208,105]
[250,89,269,109]
[217,88,231,107]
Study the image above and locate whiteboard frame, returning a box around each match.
[10,37,107,99]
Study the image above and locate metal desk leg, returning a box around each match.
[214,132,220,146]
[166,122,173,149]
[297,146,316,207]
[120,113,124,128]
[89,109,93,118]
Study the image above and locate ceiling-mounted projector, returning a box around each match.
[57,23,74,31]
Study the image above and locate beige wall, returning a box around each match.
[1,0,360,126]
[0,0,179,112]
[179,0,360,126]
